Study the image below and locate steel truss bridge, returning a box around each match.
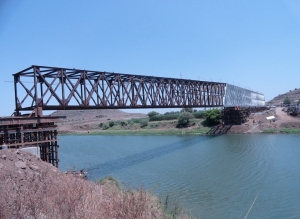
[13,65,265,116]
[0,65,266,167]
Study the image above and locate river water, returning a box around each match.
[59,134,300,219]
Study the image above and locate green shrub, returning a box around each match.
[283,97,292,105]
[140,120,148,128]
[102,123,109,130]
[120,121,127,126]
[147,111,159,117]
[129,118,144,123]
[180,108,193,113]
[150,123,159,128]
[203,109,221,126]
[109,121,115,127]
[164,111,179,115]
[193,111,205,118]
[128,120,135,126]
[98,176,121,189]
[178,112,194,126]
[149,114,180,121]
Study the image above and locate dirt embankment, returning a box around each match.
[0,149,186,219]
[227,107,300,134]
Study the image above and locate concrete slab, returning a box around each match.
[20,147,40,158]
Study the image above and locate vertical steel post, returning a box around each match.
[61,69,65,109]
[14,75,19,115]
[33,66,38,110]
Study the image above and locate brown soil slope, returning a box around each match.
[0,149,170,219]
[227,107,300,134]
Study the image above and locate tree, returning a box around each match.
[203,109,221,126]
[180,108,193,113]
[178,112,194,126]
[147,111,159,118]
[193,111,205,118]
[283,97,292,105]
[109,121,115,127]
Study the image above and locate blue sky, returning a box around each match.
[1,0,300,116]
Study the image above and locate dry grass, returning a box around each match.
[0,169,192,219]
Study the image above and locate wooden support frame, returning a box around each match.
[0,116,61,167]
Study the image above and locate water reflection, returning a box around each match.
[87,135,217,177]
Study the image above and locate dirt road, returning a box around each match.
[276,107,300,123]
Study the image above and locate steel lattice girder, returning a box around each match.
[224,84,265,107]
[13,65,227,112]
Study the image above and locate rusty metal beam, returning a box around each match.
[0,116,63,126]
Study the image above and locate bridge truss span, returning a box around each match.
[13,65,226,115]
[224,84,265,107]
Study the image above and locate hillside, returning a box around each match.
[267,88,300,106]
[50,109,148,134]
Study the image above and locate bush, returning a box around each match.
[150,123,159,128]
[178,112,194,126]
[283,97,292,105]
[193,111,205,118]
[147,111,159,118]
[149,114,180,121]
[129,118,144,123]
[180,108,193,113]
[109,121,115,127]
[102,123,109,130]
[140,120,148,128]
[203,109,221,126]
[120,121,127,126]
[164,111,180,115]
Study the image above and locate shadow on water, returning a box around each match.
[87,135,218,178]
[206,124,233,135]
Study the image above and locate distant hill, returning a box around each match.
[50,109,146,121]
[267,88,300,106]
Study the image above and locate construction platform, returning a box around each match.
[0,116,63,167]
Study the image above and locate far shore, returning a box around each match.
[55,107,300,136]
[58,126,300,136]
